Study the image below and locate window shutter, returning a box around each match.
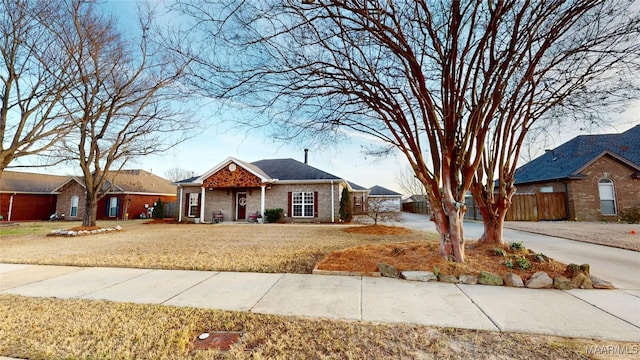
[197,193,202,215]
[105,198,110,216]
[314,191,318,217]
[288,192,292,216]
[185,193,190,214]
[116,197,121,219]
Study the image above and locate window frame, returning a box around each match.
[70,196,79,217]
[188,193,199,218]
[108,197,118,217]
[292,191,314,218]
[598,178,617,215]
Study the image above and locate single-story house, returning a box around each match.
[514,125,640,221]
[176,157,377,223]
[0,171,65,221]
[53,169,177,220]
[368,185,403,212]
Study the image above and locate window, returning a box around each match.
[188,193,199,217]
[108,197,118,217]
[539,186,553,193]
[70,196,79,217]
[598,178,616,215]
[292,191,314,217]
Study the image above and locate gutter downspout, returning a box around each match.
[331,180,335,223]
[200,186,205,223]
[8,193,15,221]
[178,186,183,222]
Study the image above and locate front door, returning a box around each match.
[236,192,247,220]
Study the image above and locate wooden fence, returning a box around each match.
[402,201,431,214]
[465,192,567,221]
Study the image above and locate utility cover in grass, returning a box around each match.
[192,331,243,351]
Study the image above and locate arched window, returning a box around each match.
[598,178,616,215]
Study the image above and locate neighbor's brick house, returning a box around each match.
[514,125,640,222]
[0,171,64,221]
[53,169,177,221]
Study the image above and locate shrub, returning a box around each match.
[505,260,514,269]
[339,188,353,222]
[619,207,640,224]
[492,248,506,257]
[516,257,531,270]
[264,208,284,223]
[152,198,164,219]
[510,241,526,252]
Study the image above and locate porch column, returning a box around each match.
[200,186,205,222]
[178,187,183,222]
[331,180,335,223]
[260,185,266,218]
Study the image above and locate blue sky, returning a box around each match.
[10,1,639,196]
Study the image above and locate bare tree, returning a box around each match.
[164,166,194,182]
[366,197,400,225]
[172,1,640,261]
[57,1,195,227]
[0,0,76,178]
[396,166,427,202]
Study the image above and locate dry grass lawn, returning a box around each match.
[0,294,628,360]
[0,220,434,273]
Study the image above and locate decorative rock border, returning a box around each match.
[48,226,123,237]
[313,261,615,290]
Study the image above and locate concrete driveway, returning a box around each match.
[395,212,640,290]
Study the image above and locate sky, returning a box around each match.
[8,1,640,196]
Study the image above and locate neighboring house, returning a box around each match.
[402,194,430,214]
[0,171,65,221]
[53,170,177,220]
[367,185,403,212]
[348,181,370,215]
[514,125,640,222]
[176,157,362,223]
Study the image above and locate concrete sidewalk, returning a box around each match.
[1,263,639,342]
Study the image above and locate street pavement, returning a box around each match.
[1,214,639,344]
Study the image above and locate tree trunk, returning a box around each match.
[471,183,511,245]
[431,204,465,262]
[478,212,506,244]
[83,193,98,227]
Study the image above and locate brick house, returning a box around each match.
[0,171,65,221]
[53,170,176,220]
[514,125,640,221]
[176,157,369,223]
[368,185,403,212]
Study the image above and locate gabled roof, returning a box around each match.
[0,171,66,194]
[251,158,341,181]
[193,157,271,184]
[368,185,402,196]
[348,181,369,191]
[515,125,640,184]
[53,170,175,195]
[103,169,176,194]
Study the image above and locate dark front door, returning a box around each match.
[237,192,247,220]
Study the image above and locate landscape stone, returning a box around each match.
[401,271,437,282]
[377,263,400,279]
[115,225,122,230]
[503,273,524,287]
[580,264,590,275]
[478,271,504,286]
[437,274,459,284]
[571,272,591,289]
[590,275,615,289]
[526,271,553,289]
[553,276,574,290]
[566,263,581,275]
[458,274,478,285]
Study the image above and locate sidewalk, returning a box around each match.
[1,263,639,342]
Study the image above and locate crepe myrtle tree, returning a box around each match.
[170,1,640,261]
[0,0,78,178]
[57,0,195,227]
